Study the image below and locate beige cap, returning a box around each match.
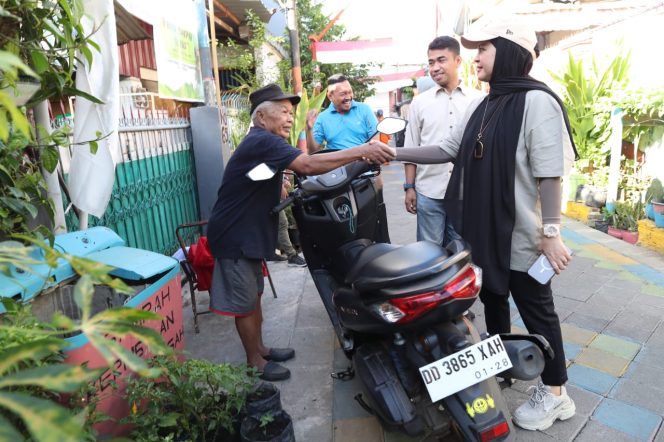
[461,18,537,59]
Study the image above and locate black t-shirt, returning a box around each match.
[207,127,303,259]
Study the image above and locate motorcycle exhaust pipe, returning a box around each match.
[500,340,545,381]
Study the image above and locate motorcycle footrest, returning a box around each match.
[331,366,355,381]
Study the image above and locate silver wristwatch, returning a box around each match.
[542,224,560,238]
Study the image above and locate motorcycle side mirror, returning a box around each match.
[376,117,407,135]
[246,163,276,181]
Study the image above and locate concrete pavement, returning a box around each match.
[183,164,664,441]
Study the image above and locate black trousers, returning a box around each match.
[479,270,568,386]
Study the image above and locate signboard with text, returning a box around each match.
[63,268,184,437]
[153,0,204,102]
[119,0,204,102]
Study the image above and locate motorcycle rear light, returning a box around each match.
[379,265,480,324]
[371,302,406,323]
[479,421,509,442]
[471,263,483,291]
[444,264,481,300]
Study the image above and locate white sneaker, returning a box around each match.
[513,382,576,431]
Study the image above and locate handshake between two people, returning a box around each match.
[355,140,396,165]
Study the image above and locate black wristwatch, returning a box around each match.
[403,183,415,191]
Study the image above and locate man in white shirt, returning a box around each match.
[404,36,482,245]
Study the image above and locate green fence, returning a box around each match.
[65,118,199,256]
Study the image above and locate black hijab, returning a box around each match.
[444,37,577,295]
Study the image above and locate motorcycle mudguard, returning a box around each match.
[410,321,513,440]
[352,344,424,436]
[440,376,513,441]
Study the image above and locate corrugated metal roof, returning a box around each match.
[222,0,274,23]
[114,0,150,44]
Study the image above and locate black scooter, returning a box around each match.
[251,118,554,441]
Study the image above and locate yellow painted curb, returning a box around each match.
[564,201,592,222]
[638,219,664,254]
[584,244,638,265]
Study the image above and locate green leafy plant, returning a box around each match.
[0,51,36,141]
[609,201,642,231]
[550,49,631,165]
[289,87,327,147]
[646,178,664,204]
[607,88,664,151]
[259,412,275,437]
[0,239,173,441]
[0,130,54,239]
[0,0,103,107]
[0,299,107,442]
[219,10,287,92]
[0,0,108,239]
[122,355,258,442]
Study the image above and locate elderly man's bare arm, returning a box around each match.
[288,142,394,176]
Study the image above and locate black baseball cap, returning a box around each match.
[249,84,300,115]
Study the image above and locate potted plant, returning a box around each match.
[646,178,664,216]
[622,201,643,245]
[240,410,295,442]
[122,355,259,441]
[246,382,282,417]
[607,201,632,239]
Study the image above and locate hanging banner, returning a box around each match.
[314,38,394,64]
[153,0,204,102]
[117,0,204,102]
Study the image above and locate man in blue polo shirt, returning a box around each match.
[305,74,378,152]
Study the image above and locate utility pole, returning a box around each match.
[208,0,222,107]
[286,0,302,94]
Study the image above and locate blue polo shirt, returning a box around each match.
[313,100,378,149]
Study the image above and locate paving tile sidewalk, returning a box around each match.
[183,164,664,441]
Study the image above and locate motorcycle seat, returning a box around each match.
[345,241,466,292]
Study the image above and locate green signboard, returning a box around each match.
[152,1,204,102]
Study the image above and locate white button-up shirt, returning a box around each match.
[404,83,483,199]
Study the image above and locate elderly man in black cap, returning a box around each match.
[207,84,394,381]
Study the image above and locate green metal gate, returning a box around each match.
[65,118,199,255]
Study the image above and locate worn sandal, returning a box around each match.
[263,347,295,362]
[259,361,291,381]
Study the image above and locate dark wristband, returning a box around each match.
[403,183,416,191]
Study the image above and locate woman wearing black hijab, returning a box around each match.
[393,18,578,431]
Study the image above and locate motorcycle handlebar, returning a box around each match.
[271,195,295,214]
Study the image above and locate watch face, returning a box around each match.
[544,225,559,237]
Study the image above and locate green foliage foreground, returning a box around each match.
[122,355,258,442]
[0,239,173,441]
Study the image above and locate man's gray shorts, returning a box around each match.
[209,258,264,316]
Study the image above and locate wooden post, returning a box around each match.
[287,0,302,94]
[208,0,222,107]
